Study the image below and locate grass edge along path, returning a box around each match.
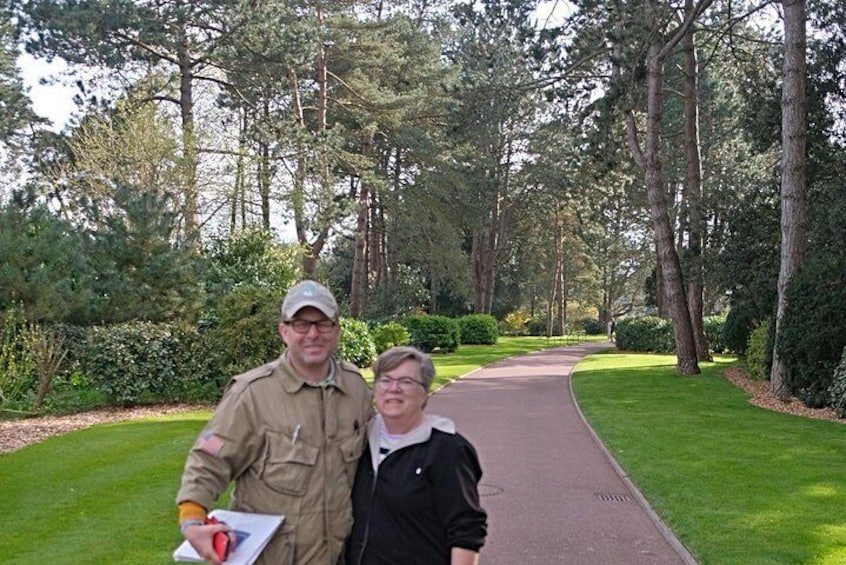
[573,351,846,565]
[0,336,583,564]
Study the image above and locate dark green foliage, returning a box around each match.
[78,322,210,406]
[84,183,204,324]
[703,314,727,353]
[458,314,498,345]
[580,317,603,335]
[614,317,675,353]
[777,256,846,407]
[722,304,761,357]
[717,187,781,354]
[338,318,377,368]
[201,286,282,378]
[829,346,846,418]
[202,227,299,309]
[744,319,772,381]
[370,322,410,354]
[0,197,95,323]
[401,315,460,353]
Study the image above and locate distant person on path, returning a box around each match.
[344,346,487,565]
[176,280,373,565]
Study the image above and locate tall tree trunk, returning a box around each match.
[681,0,711,362]
[177,27,198,239]
[627,39,699,375]
[770,0,808,399]
[350,137,374,319]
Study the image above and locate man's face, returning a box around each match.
[278,307,340,372]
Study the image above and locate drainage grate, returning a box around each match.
[596,493,631,502]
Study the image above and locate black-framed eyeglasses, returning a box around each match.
[374,375,426,392]
[284,319,337,334]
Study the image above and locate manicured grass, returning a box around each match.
[573,351,846,565]
[0,336,588,564]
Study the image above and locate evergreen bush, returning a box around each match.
[370,322,410,354]
[338,318,377,368]
[459,314,498,345]
[703,314,728,353]
[722,305,758,356]
[78,322,207,406]
[829,346,846,419]
[614,316,675,353]
[202,286,282,377]
[402,315,460,353]
[777,256,846,408]
[744,319,772,381]
[581,318,603,335]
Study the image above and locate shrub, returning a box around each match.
[722,305,759,356]
[371,322,410,354]
[0,307,36,411]
[703,314,727,353]
[829,346,846,418]
[202,286,282,377]
[744,319,772,381]
[338,318,377,368]
[78,322,207,406]
[501,311,531,335]
[777,256,846,408]
[614,316,675,353]
[459,314,498,345]
[402,315,460,353]
[581,318,603,335]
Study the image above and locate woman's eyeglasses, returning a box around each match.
[374,375,426,392]
[284,319,337,334]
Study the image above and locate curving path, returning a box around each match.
[426,341,697,565]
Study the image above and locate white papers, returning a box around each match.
[173,509,285,565]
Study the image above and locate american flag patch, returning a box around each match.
[198,431,224,457]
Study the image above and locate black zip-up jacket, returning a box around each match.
[344,415,487,565]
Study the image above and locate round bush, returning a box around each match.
[371,322,410,354]
[402,315,460,353]
[338,318,377,368]
[459,314,498,345]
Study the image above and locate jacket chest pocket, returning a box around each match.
[261,430,319,496]
[339,430,366,487]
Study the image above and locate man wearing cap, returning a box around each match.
[176,280,373,565]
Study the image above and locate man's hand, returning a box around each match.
[183,522,233,565]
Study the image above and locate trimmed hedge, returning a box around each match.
[402,315,460,353]
[744,319,772,381]
[614,316,675,353]
[78,322,210,406]
[459,314,498,345]
[829,346,846,418]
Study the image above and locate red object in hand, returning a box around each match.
[205,516,233,562]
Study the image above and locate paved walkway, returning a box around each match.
[426,341,697,565]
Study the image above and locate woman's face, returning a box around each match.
[375,358,427,433]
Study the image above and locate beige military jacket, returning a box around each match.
[177,353,373,565]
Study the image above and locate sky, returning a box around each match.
[19,52,77,132]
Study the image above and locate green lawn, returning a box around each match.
[573,351,846,565]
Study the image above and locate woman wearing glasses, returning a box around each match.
[344,346,487,565]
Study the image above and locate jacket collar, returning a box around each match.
[367,413,455,471]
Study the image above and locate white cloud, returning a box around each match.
[18,52,77,131]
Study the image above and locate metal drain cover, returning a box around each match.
[596,493,631,502]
